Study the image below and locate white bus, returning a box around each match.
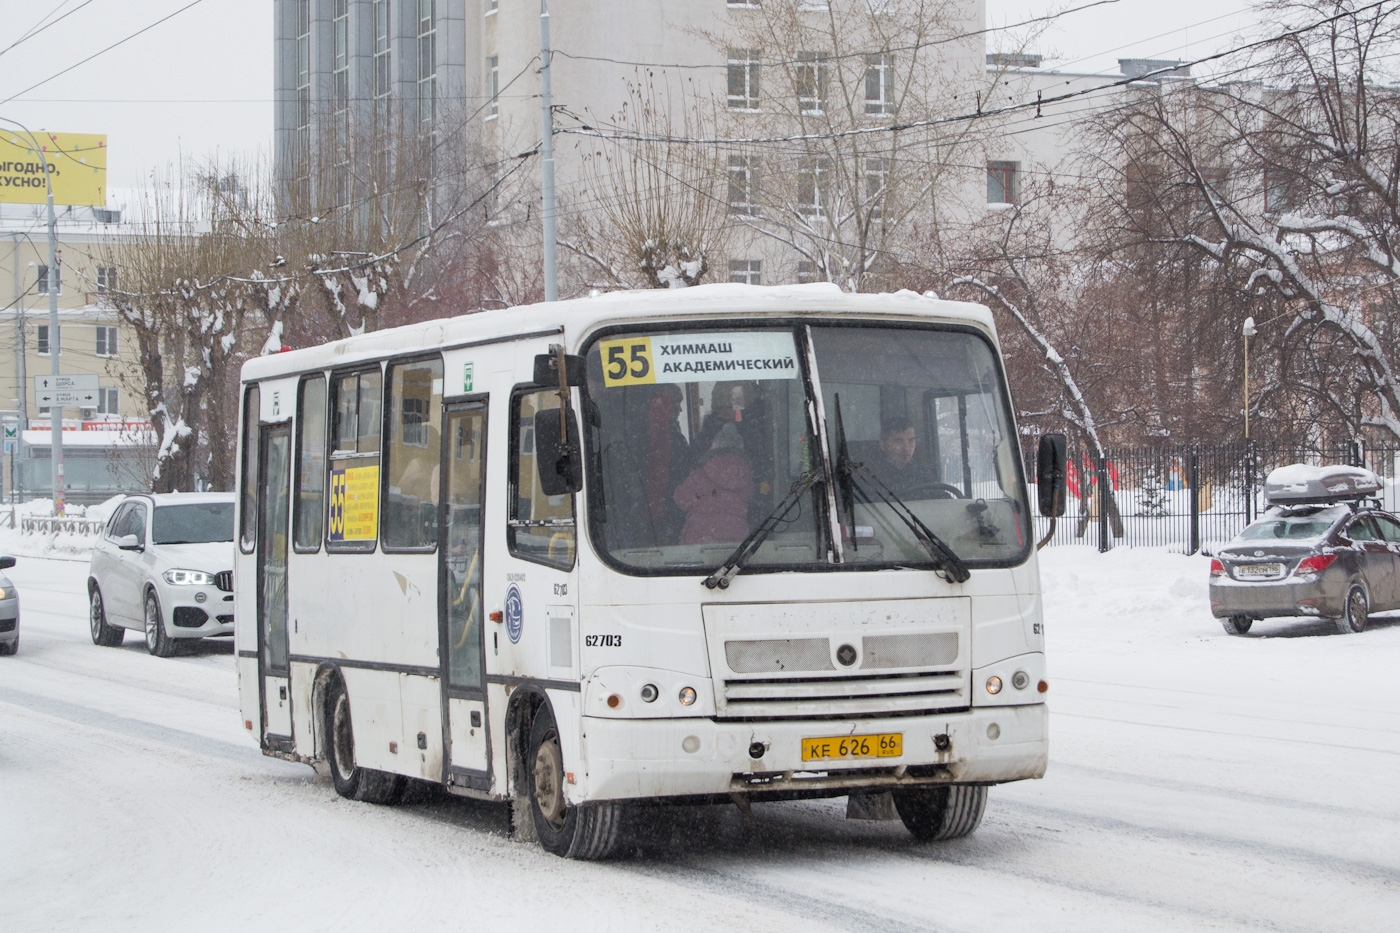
[234,284,1063,859]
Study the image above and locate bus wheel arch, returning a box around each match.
[317,664,405,806]
[520,698,627,859]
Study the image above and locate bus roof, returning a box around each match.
[241,283,997,383]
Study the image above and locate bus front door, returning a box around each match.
[439,402,490,785]
[257,423,293,749]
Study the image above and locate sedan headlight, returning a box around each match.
[163,569,215,586]
[0,586,13,599]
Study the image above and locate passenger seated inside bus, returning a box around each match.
[674,423,755,545]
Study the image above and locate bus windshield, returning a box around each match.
[583,322,1029,574]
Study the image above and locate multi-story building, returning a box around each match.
[272,0,990,290]
[0,203,148,501]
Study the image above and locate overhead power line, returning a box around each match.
[0,0,208,106]
[0,0,97,60]
[552,0,1389,149]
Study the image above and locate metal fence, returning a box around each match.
[1025,441,1399,555]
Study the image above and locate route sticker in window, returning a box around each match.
[599,331,800,387]
[329,463,380,541]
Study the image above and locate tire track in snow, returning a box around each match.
[1054,709,1400,757]
[0,685,273,771]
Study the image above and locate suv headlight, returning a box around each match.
[163,569,214,586]
[0,586,13,599]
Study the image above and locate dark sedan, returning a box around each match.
[1210,503,1400,635]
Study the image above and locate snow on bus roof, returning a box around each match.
[241,284,996,382]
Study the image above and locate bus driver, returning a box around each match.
[870,416,926,495]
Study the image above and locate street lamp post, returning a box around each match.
[1,117,64,515]
[1242,316,1257,441]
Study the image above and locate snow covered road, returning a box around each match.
[3,548,1397,932]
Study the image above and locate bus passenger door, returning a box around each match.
[439,402,490,783]
[257,423,294,748]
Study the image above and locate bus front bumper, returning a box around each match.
[576,703,1048,802]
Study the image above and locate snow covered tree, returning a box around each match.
[1085,0,1400,445]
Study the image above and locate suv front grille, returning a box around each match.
[213,571,233,592]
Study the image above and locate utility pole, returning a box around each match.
[539,0,558,301]
[9,234,27,503]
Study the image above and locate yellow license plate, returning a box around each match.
[801,733,903,761]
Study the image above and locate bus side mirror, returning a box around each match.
[534,407,583,496]
[533,352,586,388]
[0,556,14,570]
[1036,434,1067,518]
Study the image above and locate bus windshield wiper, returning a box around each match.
[830,395,970,584]
[703,472,820,590]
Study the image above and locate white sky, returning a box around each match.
[0,0,1262,195]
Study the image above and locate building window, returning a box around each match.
[36,264,59,295]
[294,0,311,205]
[865,53,894,115]
[488,55,499,116]
[728,0,760,7]
[487,0,498,10]
[729,259,761,285]
[987,160,1018,204]
[797,157,829,221]
[728,49,761,111]
[796,260,819,284]
[96,326,118,357]
[97,387,119,415]
[1264,169,1295,215]
[374,1,392,122]
[333,0,350,207]
[96,266,117,292]
[418,0,437,129]
[795,51,828,115]
[728,154,758,216]
[865,157,889,222]
[37,325,57,355]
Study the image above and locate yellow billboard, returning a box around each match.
[0,131,107,207]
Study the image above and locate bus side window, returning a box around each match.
[383,357,443,551]
[509,388,576,569]
[239,385,260,553]
[293,375,327,552]
[327,368,383,552]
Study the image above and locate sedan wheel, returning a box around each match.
[1335,584,1368,635]
[1221,615,1252,636]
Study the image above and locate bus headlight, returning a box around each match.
[1011,670,1030,690]
[678,686,698,706]
[639,683,659,703]
[163,569,214,586]
[985,675,1003,695]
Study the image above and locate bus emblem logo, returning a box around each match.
[836,644,857,667]
[505,584,524,644]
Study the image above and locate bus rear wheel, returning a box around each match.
[893,784,988,842]
[325,678,404,805]
[527,705,625,859]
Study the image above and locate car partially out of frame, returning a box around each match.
[1210,465,1396,635]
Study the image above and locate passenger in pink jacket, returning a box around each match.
[674,423,754,545]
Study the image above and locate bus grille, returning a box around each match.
[718,633,965,719]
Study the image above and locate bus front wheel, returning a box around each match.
[526,705,625,859]
[893,784,988,842]
[325,678,404,805]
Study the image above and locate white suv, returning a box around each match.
[87,493,236,657]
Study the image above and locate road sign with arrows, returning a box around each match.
[35,374,100,407]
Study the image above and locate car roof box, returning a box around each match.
[1263,463,1382,505]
